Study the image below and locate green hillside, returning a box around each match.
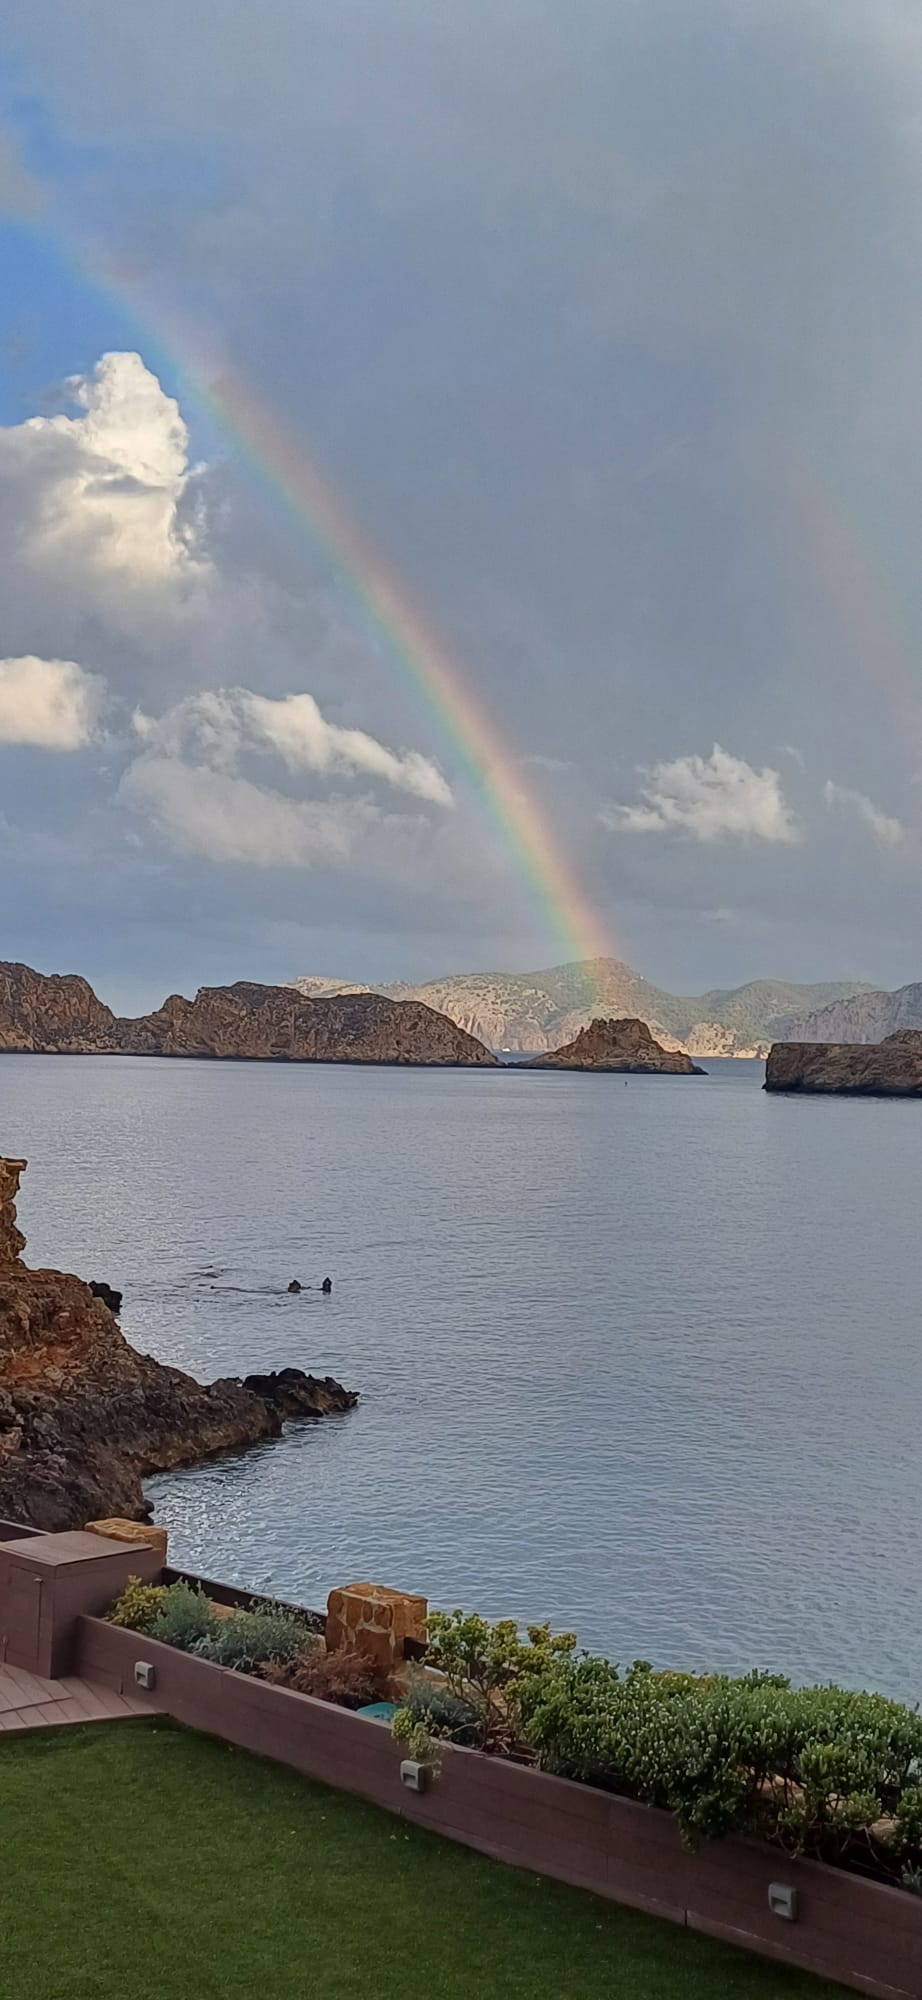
[291,961,874,1054]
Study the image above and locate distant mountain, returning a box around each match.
[780,983,922,1045]
[289,960,874,1055]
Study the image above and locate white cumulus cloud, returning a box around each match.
[603,744,800,845]
[823,781,904,848]
[133,686,452,807]
[0,351,203,586]
[0,656,104,750]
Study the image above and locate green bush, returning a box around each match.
[517,1655,922,1875]
[414,1610,577,1754]
[398,1676,480,1747]
[193,1607,317,1674]
[107,1576,168,1633]
[149,1581,213,1653]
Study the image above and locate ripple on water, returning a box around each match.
[5,1052,921,1702]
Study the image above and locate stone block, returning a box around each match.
[84,1517,168,1562]
[326,1582,427,1669]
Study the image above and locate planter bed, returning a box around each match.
[77,1616,922,2000]
[162,1567,325,1631]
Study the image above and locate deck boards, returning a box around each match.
[0,1661,160,1734]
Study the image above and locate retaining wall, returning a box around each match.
[76,1615,922,2000]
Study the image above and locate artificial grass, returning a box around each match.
[0,1721,849,2000]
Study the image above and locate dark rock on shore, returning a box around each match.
[0,961,497,1067]
[89,1281,122,1315]
[765,1031,922,1095]
[241,1368,353,1418]
[0,1159,357,1533]
[524,1017,705,1074]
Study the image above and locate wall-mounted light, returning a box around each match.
[768,1882,798,1922]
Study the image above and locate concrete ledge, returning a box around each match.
[77,1616,922,1999]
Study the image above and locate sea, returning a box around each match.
[3,1052,920,1703]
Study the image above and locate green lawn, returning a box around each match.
[0,1721,849,2000]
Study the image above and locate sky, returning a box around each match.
[2,1,922,1011]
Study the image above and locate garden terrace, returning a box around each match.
[0,1721,849,2000]
[2,1525,920,1997]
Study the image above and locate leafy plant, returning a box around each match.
[193,1607,316,1674]
[415,1610,577,1754]
[517,1655,922,1874]
[395,1674,480,1747]
[392,1710,438,1764]
[107,1576,168,1633]
[149,1581,213,1653]
[262,1647,382,1708]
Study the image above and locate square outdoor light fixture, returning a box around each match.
[768,1882,798,1922]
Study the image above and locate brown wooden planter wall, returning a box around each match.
[77,1616,922,2000]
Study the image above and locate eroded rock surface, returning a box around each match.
[525,1017,705,1073]
[765,1031,922,1095]
[0,1160,357,1532]
[0,1159,26,1265]
[123,982,497,1064]
[0,963,496,1066]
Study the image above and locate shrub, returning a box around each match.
[149,1581,213,1653]
[262,1647,383,1708]
[193,1607,316,1674]
[397,1675,480,1747]
[107,1576,168,1633]
[414,1610,577,1754]
[517,1655,922,1874]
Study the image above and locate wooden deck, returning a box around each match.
[0,1661,161,1733]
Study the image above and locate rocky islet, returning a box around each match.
[0,963,497,1066]
[524,1017,705,1073]
[764,1029,922,1095]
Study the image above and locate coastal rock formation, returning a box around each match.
[525,1017,705,1073]
[0,1159,26,1264]
[123,983,496,1065]
[0,963,119,1052]
[0,1160,357,1532]
[0,964,496,1067]
[765,1032,922,1096]
[291,962,870,1055]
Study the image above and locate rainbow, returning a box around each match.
[13,227,621,997]
[205,364,617,985]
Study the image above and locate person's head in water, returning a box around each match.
[321,1276,332,1294]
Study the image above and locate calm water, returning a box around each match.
[2,1054,920,1701]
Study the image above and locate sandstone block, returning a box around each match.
[326,1582,427,1669]
[85,1517,169,1561]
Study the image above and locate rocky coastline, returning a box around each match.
[765,1030,922,1095]
[524,1017,705,1073]
[0,963,496,1066]
[0,1159,357,1532]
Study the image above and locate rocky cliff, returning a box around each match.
[525,1017,705,1073]
[0,1159,357,1532]
[780,983,922,1046]
[765,1031,922,1095]
[290,962,870,1055]
[0,963,119,1052]
[0,964,497,1066]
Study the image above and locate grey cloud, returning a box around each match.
[3,5,922,986]
[823,781,905,849]
[0,129,43,219]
